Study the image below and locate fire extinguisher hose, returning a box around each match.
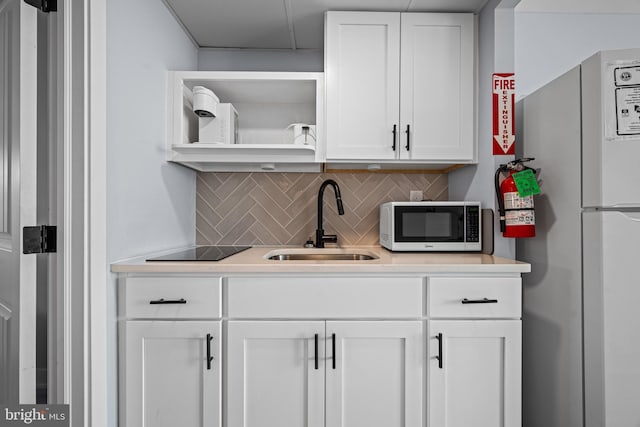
[495,167,507,232]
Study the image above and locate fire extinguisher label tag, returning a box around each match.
[512,169,541,197]
[504,192,535,225]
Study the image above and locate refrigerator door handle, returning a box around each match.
[610,203,640,209]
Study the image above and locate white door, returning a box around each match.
[325,12,400,161]
[325,321,423,427]
[123,321,221,427]
[583,211,640,427]
[428,320,521,427]
[400,13,475,162]
[0,0,38,405]
[226,321,325,427]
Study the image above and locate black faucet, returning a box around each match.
[315,179,345,248]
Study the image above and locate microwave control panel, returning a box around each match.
[466,205,480,243]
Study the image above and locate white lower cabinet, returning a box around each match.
[226,320,423,427]
[119,276,223,427]
[122,321,221,427]
[325,321,423,427]
[226,321,326,427]
[119,273,524,427]
[427,320,522,427]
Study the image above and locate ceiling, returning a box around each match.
[516,0,640,14]
[163,0,640,50]
[163,0,490,50]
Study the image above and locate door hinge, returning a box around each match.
[23,225,57,254]
[24,0,57,13]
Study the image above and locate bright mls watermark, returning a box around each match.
[0,405,68,426]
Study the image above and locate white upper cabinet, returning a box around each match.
[400,13,475,162]
[325,11,476,168]
[325,12,401,161]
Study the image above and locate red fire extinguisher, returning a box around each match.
[495,158,537,238]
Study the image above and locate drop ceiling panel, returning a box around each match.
[163,0,488,50]
[409,0,489,13]
[165,0,292,48]
[291,0,412,49]
[516,0,640,13]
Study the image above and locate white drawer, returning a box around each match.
[428,277,521,319]
[121,277,222,319]
[226,276,423,318]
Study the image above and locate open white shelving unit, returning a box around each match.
[168,71,324,172]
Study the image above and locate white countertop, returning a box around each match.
[111,246,531,274]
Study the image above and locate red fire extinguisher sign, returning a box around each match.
[492,73,515,155]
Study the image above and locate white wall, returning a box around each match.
[448,0,517,259]
[106,0,198,425]
[197,5,517,258]
[107,0,198,262]
[515,12,640,97]
[199,48,323,71]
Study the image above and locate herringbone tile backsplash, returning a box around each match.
[196,172,448,246]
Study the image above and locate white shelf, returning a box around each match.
[173,143,315,155]
[168,71,325,172]
[169,143,320,172]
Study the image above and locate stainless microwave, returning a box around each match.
[379,201,481,251]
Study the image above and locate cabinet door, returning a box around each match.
[226,321,325,427]
[326,321,423,427]
[428,320,521,427]
[325,12,400,161]
[122,321,221,427]
[400,13,475,162]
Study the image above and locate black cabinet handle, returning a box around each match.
[461,298,498,304]
[435,333,443,369]
[392,124,397,151]
[332,333,336,370]
[314,334,319,370]
[206,333,214,370]
[149,298,186,305]
[405,124,410,151]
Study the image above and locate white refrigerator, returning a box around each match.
[517,48,640,427]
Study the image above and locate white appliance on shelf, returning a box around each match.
[198,103,239,144]
[517,48,640,427]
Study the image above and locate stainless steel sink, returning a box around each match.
[265,249,379,261]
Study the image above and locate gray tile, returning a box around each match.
[195,171,448,246]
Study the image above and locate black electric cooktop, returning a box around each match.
[146,245,251,262]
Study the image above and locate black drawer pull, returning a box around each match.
[435,333,443,369]
[392,124,397,151]
[332,333,336,370]
[405,124,410,151]
[461,298,498,304]
[206,333,214,370]
[314,334,319,370]
[149,298,187,305]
